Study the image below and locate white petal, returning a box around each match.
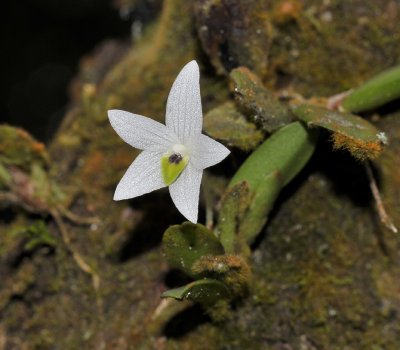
[108,109,178,152]
[114,151,166,200]
[189,134,230,170]
[166,61,202,143]
[169,164,202,223]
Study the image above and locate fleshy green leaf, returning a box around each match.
[230,67,294,132]
[217,122,318,251]
[230,121,318,189]
[239,171,281,244]
[162,222,225,277]
[161,278,231,305]
[293,104,384,160]
[342,65,400,113]
[216,181,251,254]
[203,101,264,151]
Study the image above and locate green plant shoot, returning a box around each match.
[342,65,400,113]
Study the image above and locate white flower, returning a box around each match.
[108,60,230,223]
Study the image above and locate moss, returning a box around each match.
[332,132,382,160]
[0,163,11,188]
[195,0,400,97]
[0,125,49,171]
[0,219,53,318]
[192,255,251,297]
[194,0,273,76]
[9,220,55,251]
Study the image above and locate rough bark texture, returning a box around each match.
[1,0,400,349]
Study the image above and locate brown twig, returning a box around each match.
[0,191,20,205]
[57,205,100,226]
[1,190,103,312]
[50,209,101,295]
[365,162,398,233]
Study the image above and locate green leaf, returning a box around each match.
[162,222,225,277]
[216,181,251,254]
[239,171,281,244]
[293,104,384,160]
[230,121,318,189]
[161,278,231,305]
[342,65,400,113]
[217,122,318,250]
[230,67,294,132]
[203,101,264,151]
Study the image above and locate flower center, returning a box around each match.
[161,144,189,185]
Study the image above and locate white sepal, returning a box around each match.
[169,163,202,223]
[114,150,166,200]
[166,61,203,143]
[189,134,231,170]
[108,110,178,152]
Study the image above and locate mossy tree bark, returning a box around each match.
[1,0,399,349]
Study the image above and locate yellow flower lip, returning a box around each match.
[161,144,189,186]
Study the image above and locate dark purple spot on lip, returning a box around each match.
[169,153,183,164]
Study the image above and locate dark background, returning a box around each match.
[0,0,134,142]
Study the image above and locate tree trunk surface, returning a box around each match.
[1,0,400,349]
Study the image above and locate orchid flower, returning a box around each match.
[108,60,230,223]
